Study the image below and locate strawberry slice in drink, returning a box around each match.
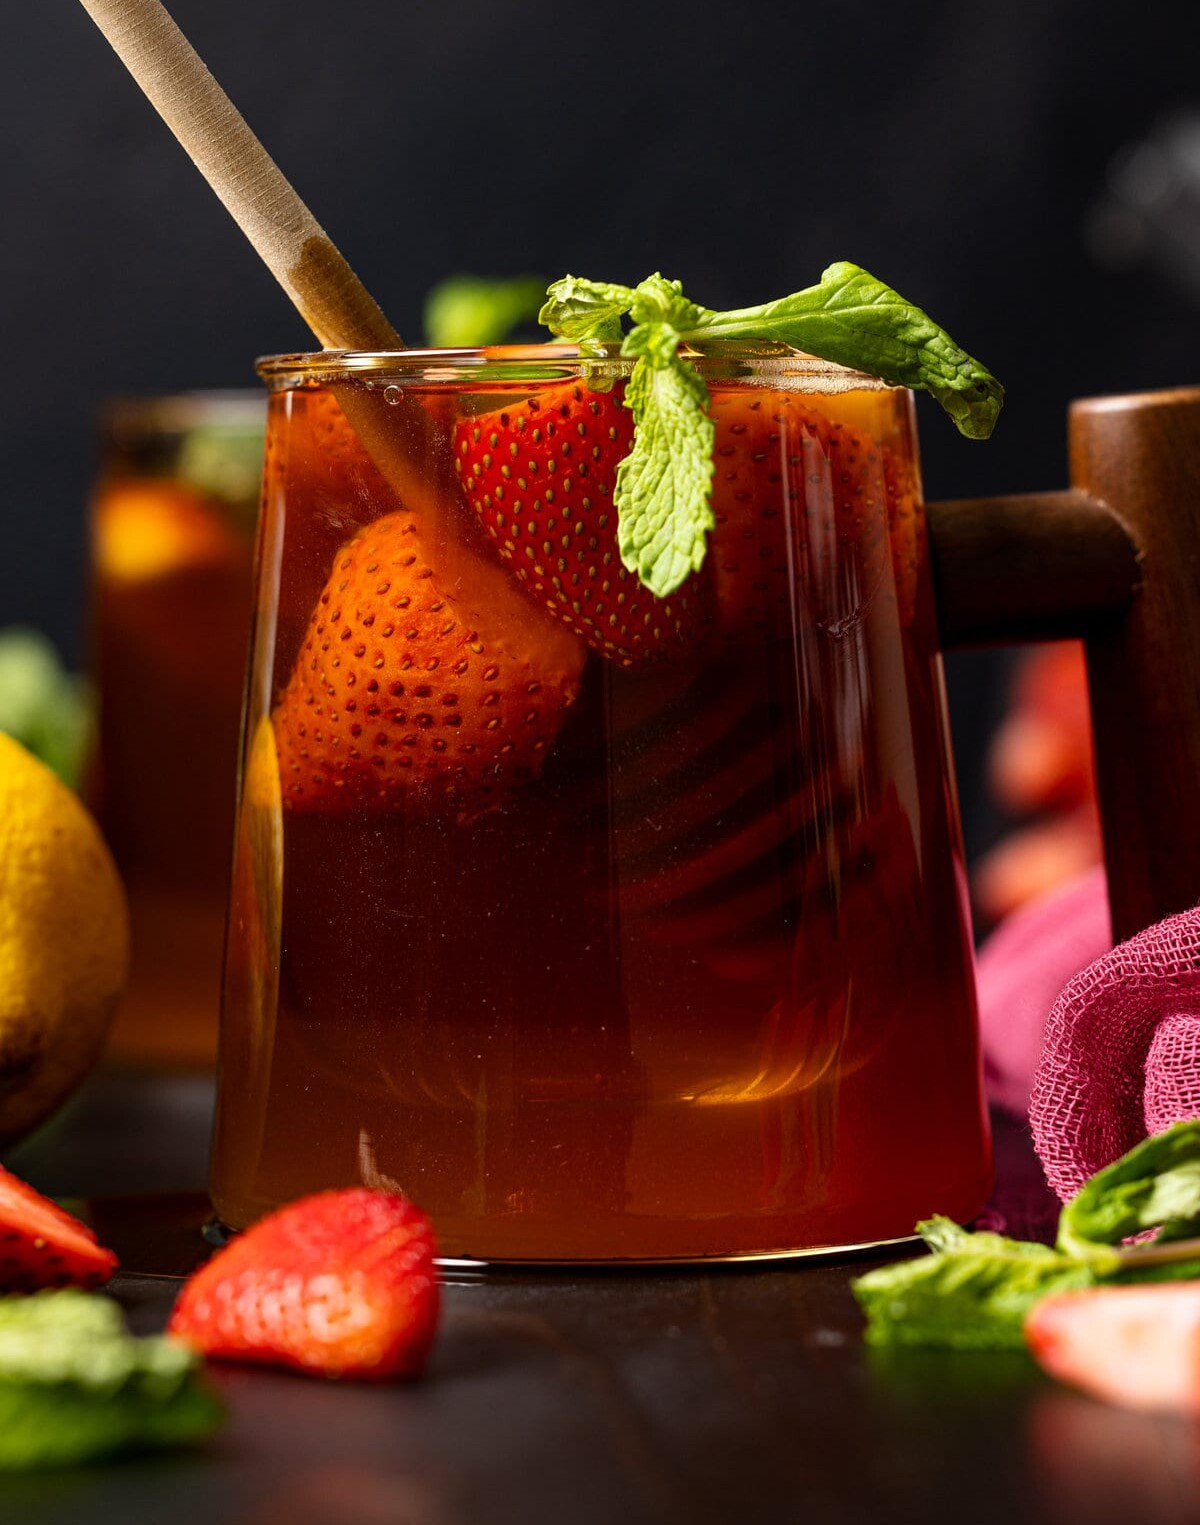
[0,1167,118,1291]
[455,378,920,674]
[272,394,587,818]
[453,381,706,668]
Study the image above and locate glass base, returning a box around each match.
[204,1217,918,1273]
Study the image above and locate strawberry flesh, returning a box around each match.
[0,1167,118,1291]
[1026,1284,1200,1414]
[168,1188,439,1381]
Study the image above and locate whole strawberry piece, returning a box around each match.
[273,496,586,816]
[168,1188,438,1382]
[454,381,704,668]
[0,1167,117,1291]
[1026,1284,1200,1414]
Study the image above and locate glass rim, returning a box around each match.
[255,343,897,393]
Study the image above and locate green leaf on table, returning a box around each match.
[424,273,550,348]
[1058,1120,1200,1262]
[0,628,91,789]
[854,1124,1200,1350]
[853,1217,1095,1350]
[0,1290,223,1471]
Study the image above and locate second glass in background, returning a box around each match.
[87,393,263,1067]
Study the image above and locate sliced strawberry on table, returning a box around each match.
[453,381,705,668]
[0,1167,117,1291]
[168,1188,438,1382]
[272,441,587,815]
[1026,1284,1200,1414]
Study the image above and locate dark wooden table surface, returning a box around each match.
[4,1070,1199,1525]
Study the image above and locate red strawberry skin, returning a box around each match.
[454,381,705,667]
[1026,1284,1200,1414]
[169,1188,438,1381]
[273,505,586,816]
[0,1167,117,1291]
[455,380,920,666]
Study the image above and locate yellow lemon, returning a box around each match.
[0,732,129,1146]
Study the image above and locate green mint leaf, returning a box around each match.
[423,273,549,348]
[853,1218,1095,1349]
[0,629,92,790]
[539,275,636,352]
[627,273,707,331]
[682,263,1003,439]
[1058,1120,1200,1259]
[0,1291,223,1471]
[614,332,715,598]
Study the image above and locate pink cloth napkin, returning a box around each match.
[1031,898,1200,1201]
[976,866,1112,1117]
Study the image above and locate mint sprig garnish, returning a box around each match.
[616,324,715,596]
[539,265,1003,598]
[853,1122,1200,1350]
[0,1291,223,1470]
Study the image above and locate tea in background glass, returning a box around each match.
[211,349,991,1262]
[88,394,263,1067]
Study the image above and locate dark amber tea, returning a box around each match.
[211,348,990,1261]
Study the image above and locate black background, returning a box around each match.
[4,0,1198,850]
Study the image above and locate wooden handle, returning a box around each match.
[926,490,1139,647]
[78,0,400,350]
[928,384,1200,941]
[1071,386,1200,939]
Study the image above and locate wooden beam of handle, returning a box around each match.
[1073,386,1200,939]
[926,490,1140,648]
[78,0,401,351]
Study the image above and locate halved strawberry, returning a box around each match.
[272,397,587,816]
[453,381,704,668]
[168,1188,438,1382]
[0,1167,118,1291]
[1026,1284,1200,1414]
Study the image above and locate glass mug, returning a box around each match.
[210,347,991,1263]
[88,393,263,1067]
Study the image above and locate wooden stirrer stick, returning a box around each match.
[78,0,401,350]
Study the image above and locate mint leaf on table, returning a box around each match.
[0,1290,223,1471]
[0,628,91,789]
[853,1218,1094,1350]
[1058,1120,1200,1267]
[854,1124,1200,1350]
[423,273,549,348]
[539,265,1002,598]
